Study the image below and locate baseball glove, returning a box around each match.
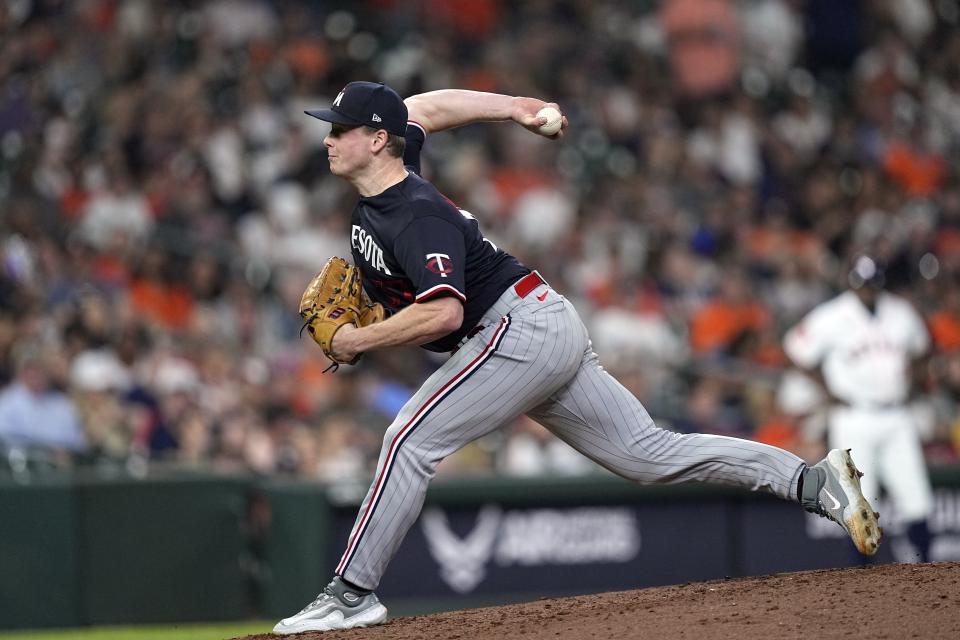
[299,257,385,367]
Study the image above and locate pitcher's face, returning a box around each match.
[324,124,374,177]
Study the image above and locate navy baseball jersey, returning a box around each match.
[349,123,529,352]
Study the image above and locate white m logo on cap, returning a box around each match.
[333,91,344,107]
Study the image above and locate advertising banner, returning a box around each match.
[329,501,734,599]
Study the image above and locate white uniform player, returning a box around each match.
[784,256,933,561]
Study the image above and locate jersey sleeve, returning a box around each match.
[393,215,467,303]
[783,306,833,370]
[403,121,427,175]
[902,302,931,356]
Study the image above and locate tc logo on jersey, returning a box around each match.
[426,253,454,278]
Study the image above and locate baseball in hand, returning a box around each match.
[536,106,563,135]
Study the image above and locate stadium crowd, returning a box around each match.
[2,0,960,481]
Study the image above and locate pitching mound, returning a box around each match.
[239,562,960,640]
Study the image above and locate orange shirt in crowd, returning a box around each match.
[746,226,821,262]
[935,228,960,259]
[883,141,946,197]
[129,279,194,331]
[929,312,960,352]
[488,168,552,214]
[690,300,771,354]
[283,40,330,81]
[59,185,90,220]
[753,418,800,452]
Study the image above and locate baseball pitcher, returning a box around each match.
[274,81,881,633]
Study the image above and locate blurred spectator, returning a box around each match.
[77,163,154,253]
[686,98,762,187]
[590,303,687,372]
[739,0,802,84]
[314,414,373,482]
[772,83,833,164]
[882,131,947,198]
[674,374,755,437]
[770,368,828,463]
[128,247,194,332]
[929,282,960,352]
[770,258,832,328]
[660,0,739,98]
[930,350,960,463]
[0,343,87,461]
[689,267,771,356]
[70,347,134,458]
[497,417,596,477]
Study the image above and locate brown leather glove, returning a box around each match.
[299,257,385,365]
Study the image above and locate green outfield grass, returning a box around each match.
[0,621,272,640]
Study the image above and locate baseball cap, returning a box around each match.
[305,81,408,136]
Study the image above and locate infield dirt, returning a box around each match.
[238,561,960,640]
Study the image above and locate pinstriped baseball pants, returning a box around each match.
[337,280,807,590]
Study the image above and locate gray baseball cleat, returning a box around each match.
[273,576,387,634]
[801,449,882,556]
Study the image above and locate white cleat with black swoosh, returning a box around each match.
[802,449,882,556]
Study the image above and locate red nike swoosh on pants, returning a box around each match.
[536,291,548,301]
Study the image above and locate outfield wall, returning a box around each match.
[0,473,250,630]
[3,468,960,630]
